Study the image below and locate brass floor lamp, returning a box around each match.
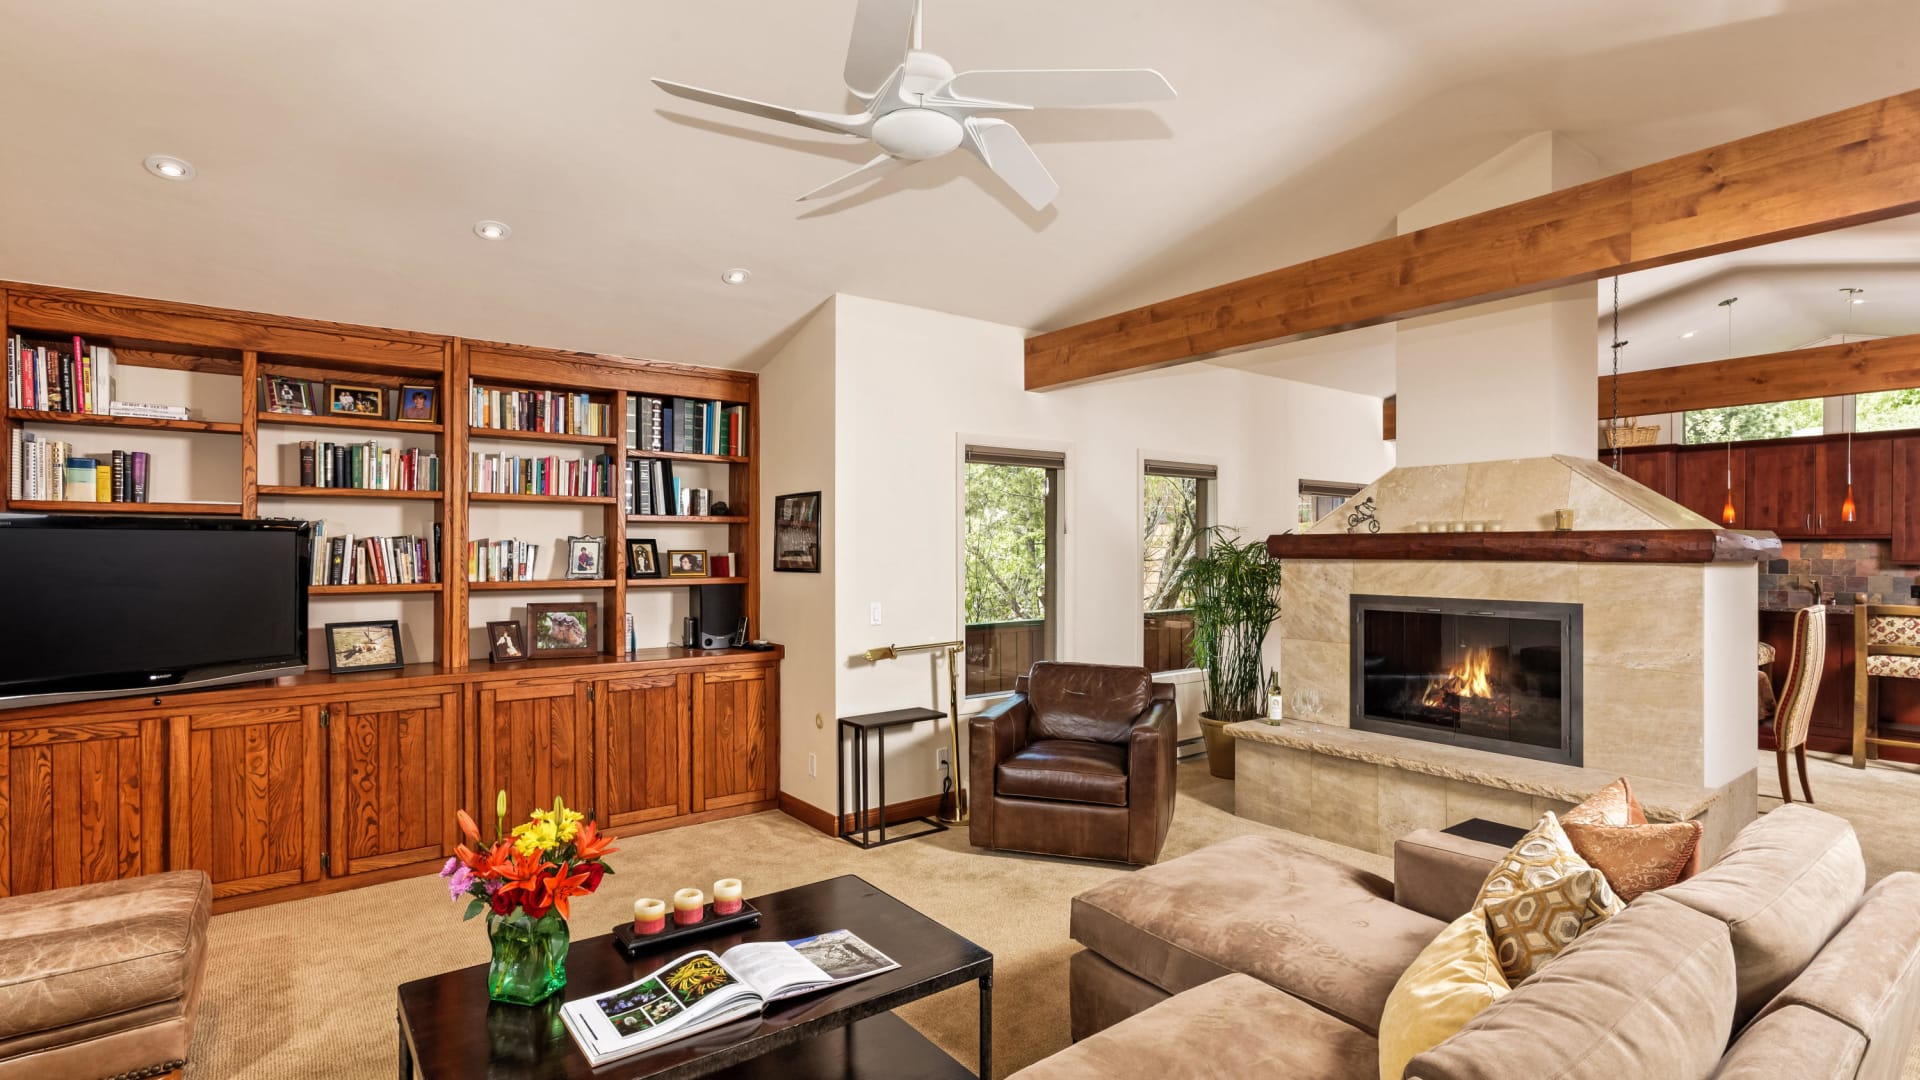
[862,640,968,825]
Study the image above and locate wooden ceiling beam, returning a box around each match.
[1600,332,1920,417]
[1026,88,1920,391]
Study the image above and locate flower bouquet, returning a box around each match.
[443,791,618,1004]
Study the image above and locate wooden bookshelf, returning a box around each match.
[628,448,749,464]
[627,514,748,524]
[6,499,243,515]
[468,492,617,505]
[12,410,242,434]
[628,576,749,588]
[309,582,444,595]
[257,413,441,434]
[468,578,620,591]
[470,426,619,447]
[257,485,445,500]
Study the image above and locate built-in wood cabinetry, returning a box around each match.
[168,704,324,899]
[597,673,692,828]
[0,716,166,897]
[692,667,778,812]
[327,691,459,878]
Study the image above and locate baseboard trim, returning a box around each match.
[778,792,947,837]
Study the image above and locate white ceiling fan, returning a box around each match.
[652,0,1175,211]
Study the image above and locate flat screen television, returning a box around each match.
[0,514,312,709]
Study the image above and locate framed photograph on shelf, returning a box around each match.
[325,620,404,673]
[264,375,313,415]
[667,550,707,578]
[627,538,661,579]
[528,603,599,659]
[565,536,605,580]
[325,382,387,419]
[398,384,439,423]
[486,620,528,664]
[774,491,822,573]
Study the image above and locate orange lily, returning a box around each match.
[541,865,592,921]
[456,809,481,842]
[571,821,617,862]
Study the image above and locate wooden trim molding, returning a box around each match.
[777,791,946,837]
[1266,529,1782,564]
[1601,332,1920,417]
[1026,87,1920,390]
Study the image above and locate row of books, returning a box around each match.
[468,453,615,497]
[10,432,151,502]
[468,538,541,582]
[470,384,612,436]
[6,335,114,414]
[628,396,747,457]
[309,522,442,586]
[295,441,441,491]
[627,459,720,517]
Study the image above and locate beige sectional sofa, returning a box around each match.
[1014,804,1920,1079]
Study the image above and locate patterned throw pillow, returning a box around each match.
[1561,818,1702,903]
[1483,868,1621,984]
[1475,812,1615,905]
[1562,776,1646,828]
[1377,909,1512,1080]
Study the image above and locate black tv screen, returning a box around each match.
[0,515,311,707]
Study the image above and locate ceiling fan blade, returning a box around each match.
[652,79,865,135]
[963,118,1059,211]
[941,69,1176,108]
[844,0,919,99]
[797,153,909,201]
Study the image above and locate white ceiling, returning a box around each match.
[0,0,1915,375]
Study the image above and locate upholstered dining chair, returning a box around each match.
[1772,604,1826,804]
[1852,602,1920,768]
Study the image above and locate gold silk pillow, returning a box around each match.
[1475,812,1612,905]
[1483,867,1621,984]
[1378,909,1512,1080]
[1560,818,1702,903]
[1562,776,1647,827]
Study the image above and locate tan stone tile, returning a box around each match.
[1310,754,1382,853]
[1531,795,1575,820]
[1378,769,1448,845]
[1280,639,1349,726]
[1281,561,1352,644]
[1577,564,1705,673]
[1581,665,1705,786]
[1235,741,1314,834]
[1372,464,1469,531]
[1566,471,1666,530]
[1461,457,1572,532]
[1562,456,1712,529]
[1444,780,1538,830]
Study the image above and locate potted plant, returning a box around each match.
[1187,527,1284,778]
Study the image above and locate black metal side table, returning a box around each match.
[838,707,950,848]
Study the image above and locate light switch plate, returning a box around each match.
[869,602,883,625]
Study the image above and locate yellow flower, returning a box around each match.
[509,817,562,853]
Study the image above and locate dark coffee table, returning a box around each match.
[396,875,993,1079]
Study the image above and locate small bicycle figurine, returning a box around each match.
[1347,496,1380,534]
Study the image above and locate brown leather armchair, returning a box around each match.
[968,661,1178,865]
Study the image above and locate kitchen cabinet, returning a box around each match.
[1674,445,1745,526]
[1612,447,1675,499]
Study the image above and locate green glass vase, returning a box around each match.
[486,908,570,1005]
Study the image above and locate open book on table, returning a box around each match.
[561,929,900,1066]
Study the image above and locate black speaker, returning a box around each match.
[689,584,747,649]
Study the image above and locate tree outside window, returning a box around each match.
[1683,399,1824,444]
[963,451,1060,695]
[1142,463,1214,672]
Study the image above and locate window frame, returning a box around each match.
[1141,458,1217,675]
[961,443,1066,697]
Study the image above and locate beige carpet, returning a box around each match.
[187,751,1912,1078]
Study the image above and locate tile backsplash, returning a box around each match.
[1760,540,1920,611]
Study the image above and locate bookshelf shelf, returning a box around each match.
[469,578,619,591]
[628,449,749,464]
[10,410,241,434]
[628,576,749,588]
[627,515,748,524]
[468,492,617,505]
[259,413,444,435]
[469,426,619,447]
[309,583,444,596]
[258,486,445,501]
[7,499,243,515]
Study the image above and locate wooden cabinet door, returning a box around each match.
[0,717,165,898]
[1894,438,1920,564]
[1611,448,1676,498]
[1674,446,1745,526]
[692,668,775,812]
[169,705,323,899]
[476,679,595,822]
[328,691,460,877]
[1819,437,1892,536]
[597,675,691,828]
[1745,442,1821,535]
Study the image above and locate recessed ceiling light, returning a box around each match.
[473,220,511,240]
[721,268,751,286]
[144,154,196,181]
[1679,330,1697,339]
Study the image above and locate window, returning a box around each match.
[1683,400,1823,444]
[1855,388,1920,433]
[1299,480,1364,527]
[1142,461,1215,672]
[963,447,1063,695]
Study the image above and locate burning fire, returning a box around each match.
[1422,646,1495,708]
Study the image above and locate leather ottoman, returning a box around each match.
[0,870,212,1080]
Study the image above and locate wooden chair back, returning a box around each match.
[1775,604,1827,752]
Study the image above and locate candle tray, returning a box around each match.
[610,900,762,958]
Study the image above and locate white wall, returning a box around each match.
[760,293,1395,814]
[1702,563,1761,789]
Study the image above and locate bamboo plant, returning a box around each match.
[1187,527,1285,722]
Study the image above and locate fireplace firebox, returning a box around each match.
[1350,595,1582,766]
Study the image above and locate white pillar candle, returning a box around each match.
[673,888,706,926]
[713,878,743,916]
[633,897,668,934]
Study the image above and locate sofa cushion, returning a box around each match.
[1406,895,1736,1080]
[1562,776,1647,827]
[1027,662,1153,744]
[1378,910,1510,1080]
[1661,803,1865,1027]
[1709,1004,1864,1080]
[1071,833,1445,1036]
[1560,818,1702,903]
[997,740,1129,806]
[1012,974,1378,1080]
[1394,830,1508,924]
[1482,867,1619,984]
[0,870,211,1043]
[1475,814,1619,914]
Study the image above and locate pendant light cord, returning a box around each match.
[1609,276,1625,471]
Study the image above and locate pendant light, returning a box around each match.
[1719,297,1739,524]
[1840,288,1865,522]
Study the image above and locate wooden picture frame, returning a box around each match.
[667,550,707,578]
[263,375,312,415]
[397,383,438,424]
[486,620,528,664]
[774,491,821,573]
[325,381,387,419]
[325,620,405,673]
[565,535,605,580]
[627,538,661,579]
[528,603,599,658]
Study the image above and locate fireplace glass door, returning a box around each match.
[1351,595,1581,765]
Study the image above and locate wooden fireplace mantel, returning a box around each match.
[1265,529,1781,564]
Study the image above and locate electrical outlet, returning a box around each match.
[935,747,949,772]
[808,753,818,777]
[869,602,883,625]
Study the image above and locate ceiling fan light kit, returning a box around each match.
[652,0,1175,212]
